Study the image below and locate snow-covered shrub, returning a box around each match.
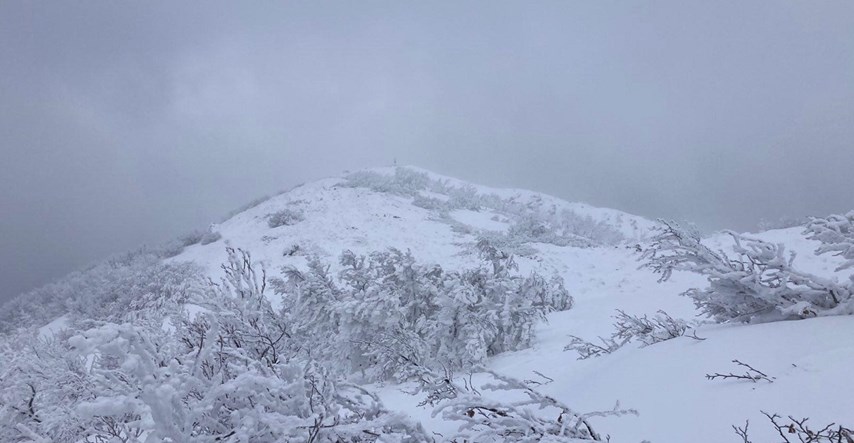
[523,274,574,312]
[512,209,625,247]
[282,242,302,256]
[267,207,304,228]
[344,168,627,249]
[0,248,429,443]
[342,167,430,196]
[278,244,572,382]
[275,257,343,364]
[411,194,449,212]
[507,215,557,243]
[199,230,222,245]
[159,229,215,257]
[491,208,624,252]
[804,211,854,271]
[473,232,541,258]
[556,209,625,246]
[159,240,187,258]
[642,220,853,323]
[446,184,483,211]
[756,215,810,232]
[0,250,205,333]
[0,329,97,443]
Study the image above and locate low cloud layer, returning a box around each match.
[2,1,853,301]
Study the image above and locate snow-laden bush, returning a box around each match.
[344,167,628,249]
[411,194,448,211]
[160,230,210,257]
[179,230,205,246]
[473,232,541,258]
[506,214,593,248]
[0,248,429,443]
[486,208,625,251]
[446,184,483,211]
[642,220,854,323]
[342,167,431,196]
[199,230,222,245]
[804,210,854,271]
[161,227,227,257]
[267,208,305,228]
[556,209,625,246]
[275,243,572,382]
[0,250,205,333]
[756,215,810,232]
[0,328,95,443]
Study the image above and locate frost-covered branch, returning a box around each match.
[564,309,699,359]
[429,369,636,442]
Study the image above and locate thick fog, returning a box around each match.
[1,1,853,302]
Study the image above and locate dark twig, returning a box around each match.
[760,411,854,443]
[706,360,774,383]
[732,420,751,443]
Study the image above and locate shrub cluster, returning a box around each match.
[267,208,305,228]
[273,242,573,382]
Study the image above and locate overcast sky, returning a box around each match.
[1,1,853,302]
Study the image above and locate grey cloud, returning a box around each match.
[1,1,853,301]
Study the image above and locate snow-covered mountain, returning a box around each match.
[171,166,655,278]
[3,166,852,442]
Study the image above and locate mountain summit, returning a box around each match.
[174,166,655,278]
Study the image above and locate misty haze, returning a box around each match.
[1,2,852,442]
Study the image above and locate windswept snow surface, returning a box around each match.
[20,167,854,441]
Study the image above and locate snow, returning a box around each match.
[167,167,854,441]
[485,311,854,442]
[15,167,854,441]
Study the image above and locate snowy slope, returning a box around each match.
[486,227,854,442]
[8,166,851,442]
[172,166,655,287]
[165,167,853,442]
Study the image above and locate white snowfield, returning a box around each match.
[163,167,853,442]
